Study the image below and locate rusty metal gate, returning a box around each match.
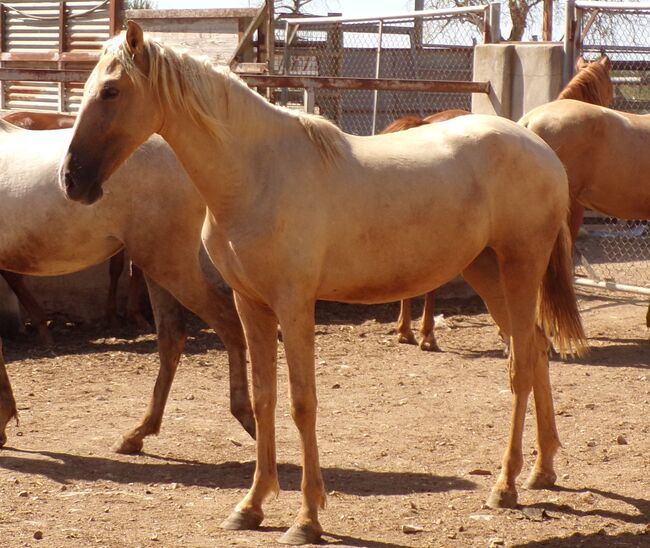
[0,0,120,113]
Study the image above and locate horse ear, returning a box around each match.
[126,20,144,54]
[599,54,611,70]
[575,56,587,70]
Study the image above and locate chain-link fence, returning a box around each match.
[570,1,650,292]
[274,7,492,135]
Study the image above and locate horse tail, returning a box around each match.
[537,221,588,358]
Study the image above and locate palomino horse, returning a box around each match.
[387,54,612,352]
[520,98,650,326]
[0,111,150,338]
[0,121,254,452]
[61,22,586,545]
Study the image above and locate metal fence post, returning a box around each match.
[563,0,576,86]
[487,1,501,44]
[371,19,384,135]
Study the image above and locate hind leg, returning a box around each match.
[1,271,52,346]
[129,250,253,439]
[113,278,187,454]
[463,249,560,507]
[0,338,18,447]
[397,298,417,345]
[419,291,440,352]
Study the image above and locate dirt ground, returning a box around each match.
[1,288,649,548]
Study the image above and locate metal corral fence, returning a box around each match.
[273,5,499,135]
[564,0,650,295]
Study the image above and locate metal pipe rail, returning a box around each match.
[239,75,490,94]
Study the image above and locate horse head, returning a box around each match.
[60,21,163,204]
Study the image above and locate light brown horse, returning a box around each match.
[521,98,650,325]
[60,23,586,544]
[0,111,149,340]
[0,122,254,453]
[387,55,612,352]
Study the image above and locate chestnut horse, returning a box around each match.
[521,98,650,324]
[0,111,149,340]
[60,23,586,544]
[387,54,612,352]
[0,121,254,453]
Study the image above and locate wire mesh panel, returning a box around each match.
[276,9,487,135]
[573,2,650,290]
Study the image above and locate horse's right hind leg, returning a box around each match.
[463,249,560,508]
[113,277,187,454]
[0,338,18,447]
[1,271,52,346]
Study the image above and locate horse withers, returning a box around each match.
[60,22,586,545]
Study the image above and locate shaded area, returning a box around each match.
[0,448,476,497]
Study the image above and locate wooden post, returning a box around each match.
[0,5,5,111]
[58,2,67,112]
[543,0,553,41]
[265,0,274,74]
[109,0,123,36]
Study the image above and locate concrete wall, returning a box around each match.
[472,42,564,120]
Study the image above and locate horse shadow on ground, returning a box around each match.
[0,447,476,497]
[511,485,650,547]
[2,315,227,361]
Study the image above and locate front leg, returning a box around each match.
[396,298,417,345]
[0,338,18,447]
[276,299,325,545]
[222,293,279,531]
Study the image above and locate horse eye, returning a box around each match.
[100,87,119,100]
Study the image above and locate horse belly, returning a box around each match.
[317,229,486,304]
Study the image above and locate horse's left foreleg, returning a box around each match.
[568,200,585,245]
[113,277,187,454]
[419,290,440,351]
[396,298,417,345]
[106,250,125,326]
[1,271,52,346]
[0,338,18,448]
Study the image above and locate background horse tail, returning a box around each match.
[537,221,588,358]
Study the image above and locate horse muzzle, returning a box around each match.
[59,152,104,205]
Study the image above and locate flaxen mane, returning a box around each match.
[104,32,343,164]
[558,56,613,107]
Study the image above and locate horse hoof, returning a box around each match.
[236,413,256,440]
[420,340,441,352]
[525,470,557,490]
[112,436,143,455]
[0,431,6,447]
[278,524,323,545]
[398,333,417,346]
[486,486,518,509]
[220,510,263,531]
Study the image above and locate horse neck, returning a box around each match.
[558,68,612,107]
[157,74,297,221]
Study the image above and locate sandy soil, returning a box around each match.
[1,288,649,547]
